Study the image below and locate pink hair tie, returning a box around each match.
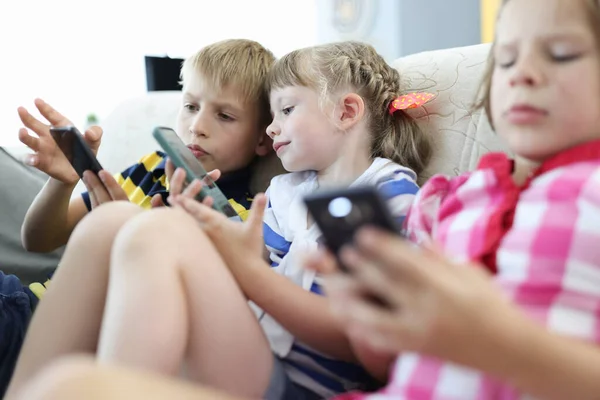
[389,92,435,115]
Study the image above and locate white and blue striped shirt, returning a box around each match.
[257,158,419,398]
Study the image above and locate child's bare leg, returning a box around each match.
[97,208,273,398]
[6,202,144,399]
[17,356,242,400]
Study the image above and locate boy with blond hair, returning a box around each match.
[4,39,278,399]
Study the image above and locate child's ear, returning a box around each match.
[254,131,272,157]
[336,93,365,131]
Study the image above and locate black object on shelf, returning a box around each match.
[145,56,184,92]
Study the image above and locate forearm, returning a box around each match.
[469,309,600,400]
[22,178,79,252]
[240,259,356,362]
[501,323,600,399]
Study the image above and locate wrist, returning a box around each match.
[48,177,78,191]
[234,257,272,298]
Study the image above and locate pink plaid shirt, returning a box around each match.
[336,140,600,400]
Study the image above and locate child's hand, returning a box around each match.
[150,162,221,208]
[17,98,102,185]
[307,228,524,369]
[171,193,267,278]
[82,170,129,209]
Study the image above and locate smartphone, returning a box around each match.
[49,126,103,179]
[152,126,241,221]
[304,186,401,273]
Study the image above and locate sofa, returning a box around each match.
[1,42,509,284]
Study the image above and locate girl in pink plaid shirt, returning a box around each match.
[306,0,600,399]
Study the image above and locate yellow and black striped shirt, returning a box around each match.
[81,151,253,218]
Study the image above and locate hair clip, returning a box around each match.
[389,92,435,115]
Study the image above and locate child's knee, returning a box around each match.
[13,356,99,400]
[111,207,209,263]
[71,201,143,243]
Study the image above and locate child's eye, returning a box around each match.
[551,54,580,63]
[218,113,234,122]
[497,59,515,69]
[184,103,198,112]
[282,106,295,116]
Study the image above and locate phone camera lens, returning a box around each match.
[328,197,352,218]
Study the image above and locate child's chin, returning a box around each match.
[281,159,305,173]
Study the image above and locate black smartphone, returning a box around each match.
[152,126,241,221]
[304,186,401,273]
[49,126,103,179]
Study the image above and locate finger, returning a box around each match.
[169,168,187,196]
[177,196,224,225]
[202,196,214,207]
[181,179,203,199]
[355,228,434,283]
[88,188,99,209]
[206,169,221,182]
[340,246,414,309]
[343,296,408,341]
[83,126,103,154]
[323,273,363,301]
[165,159,176,183]
[18,128,40,152]
[17,107,50,136]
[34,98,72,127]
[303,249,338,275]
[97,170,128,201]
[83,171,111,207]
[347,320,405,355]
[151,193,166,208]
[247,194,267,233]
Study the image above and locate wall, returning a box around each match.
[481,0,502,42]
[316,0,481,62]
[0,0,318,147]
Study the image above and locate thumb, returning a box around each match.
[84,126,103,154]
[151,193,165,208]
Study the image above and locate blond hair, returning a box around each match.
[267,41,432,176]
[181,39,276,128]
[477,0,600,127]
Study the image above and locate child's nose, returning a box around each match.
[510,57,544,88]
[266,121,280,138]
[190,113,209,137]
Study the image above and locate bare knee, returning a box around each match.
[68,201,144,248]
[12,356,103,400]
[114,207,210,252]
[110,207,215,271]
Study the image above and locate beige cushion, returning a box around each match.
[393,43,510,181]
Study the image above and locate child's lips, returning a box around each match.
[505,104,548,125]
[187,144,209,158]
[273,141,290,153]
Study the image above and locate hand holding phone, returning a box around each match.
[49,126,104,179]
[152,126,241,221]
[304,186,401,273]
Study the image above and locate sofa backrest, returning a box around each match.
[394,43,510,181]
[96,43,510,193]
